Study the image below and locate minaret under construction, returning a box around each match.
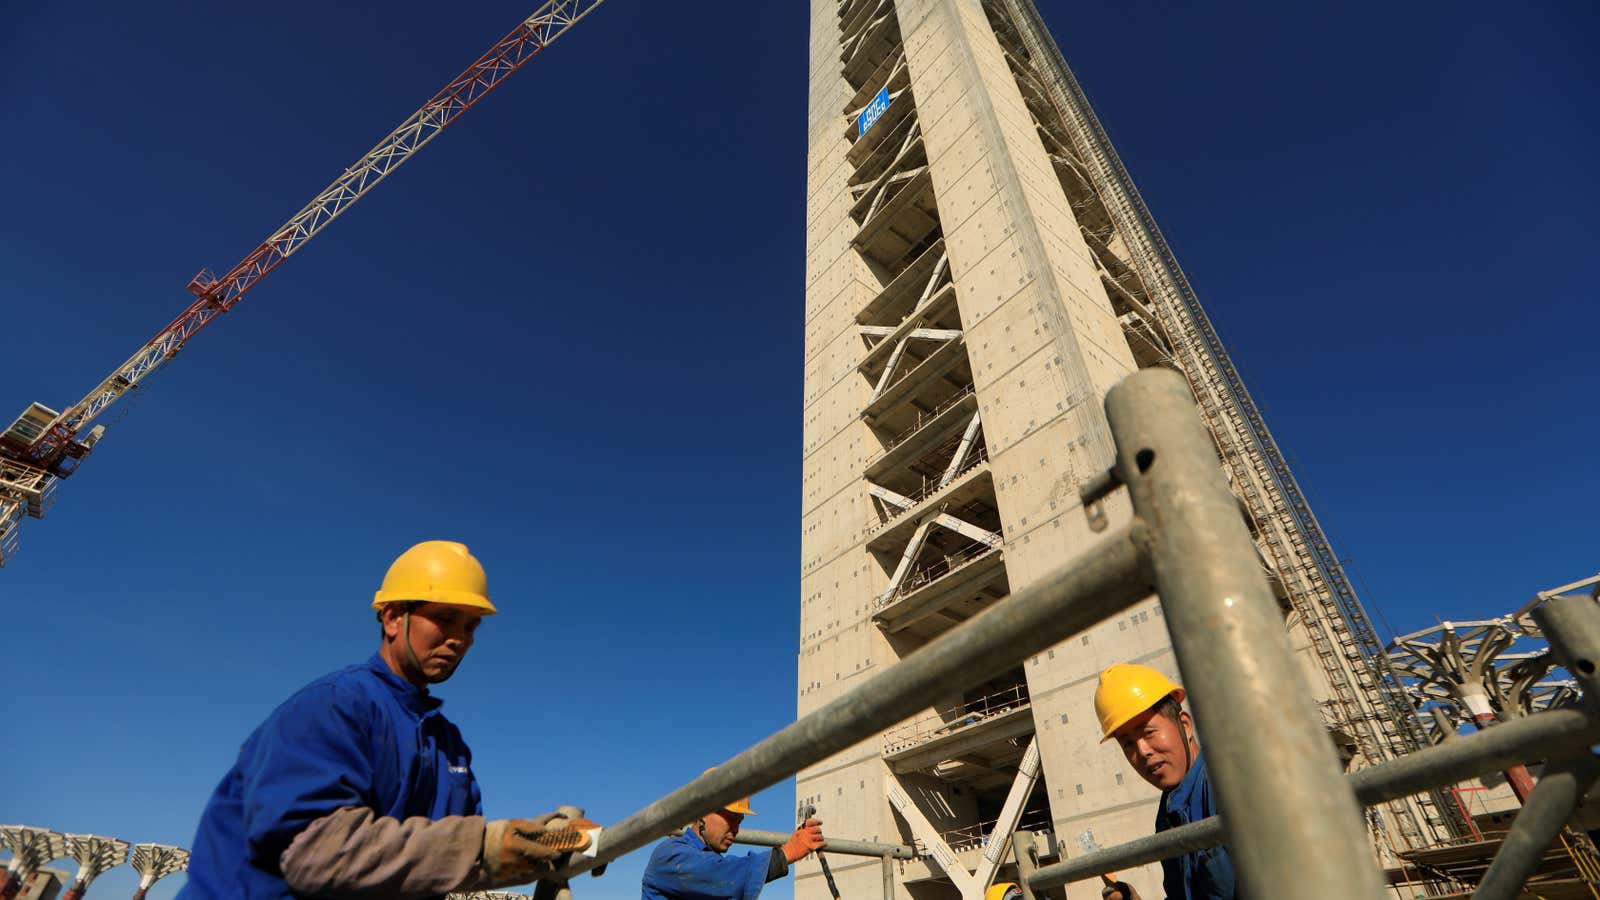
[797,1,1461,898]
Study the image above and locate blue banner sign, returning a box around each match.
[858,87,891,138]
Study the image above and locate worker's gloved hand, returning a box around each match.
[1100,881,1139,900]
[480,812,587,888]
[541,806,597,852]
[782,817,826,863]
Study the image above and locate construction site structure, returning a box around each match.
[797,0,1460,897]
[0,0,605,568]
[1382,574,1600,899]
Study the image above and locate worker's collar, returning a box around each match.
[682,826,719,854]
[1164,749,1206,809]
[366,652,444,716]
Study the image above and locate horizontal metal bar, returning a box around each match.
[556,522,1152,879]
[734,829,916,860]
[1030,706,1600,889]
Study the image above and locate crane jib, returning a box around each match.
[0,0,606,564]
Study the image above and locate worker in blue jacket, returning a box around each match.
[641,785,825,900]
[1093,664,1236,900]
[180,541,591,900]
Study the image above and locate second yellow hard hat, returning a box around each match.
[1093,663,1184,741]
[372,541,497,614]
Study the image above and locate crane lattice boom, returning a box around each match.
[0,0,605,565]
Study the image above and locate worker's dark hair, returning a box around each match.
[376,601,423,639]
[1150,694,1185,728]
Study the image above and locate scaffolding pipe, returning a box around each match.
[550,521,1152,879]
[1030,677,1600,886]
[1105,369,1384,899]
[1471,753,1600,900]
[734,829,916,861]
[1467,592,1600,898]
[1534,594,1600,702]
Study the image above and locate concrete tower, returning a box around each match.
[798,1,1459,899]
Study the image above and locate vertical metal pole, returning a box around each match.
[1471,753,1600,900]
[882,854,895,900]
[1533,595,1600,702]
[1104,368,1384,899]
[1011,831,1041,900]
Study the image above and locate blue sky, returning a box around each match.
[1,1,1594,897]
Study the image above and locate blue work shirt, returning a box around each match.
[641,827,780,900]
[179,653,483,899]
[1156,752,1236,900]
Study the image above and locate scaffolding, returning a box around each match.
[4,373,1594,898]
[524,369,1600,899]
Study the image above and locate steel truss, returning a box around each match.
[129,843,189,899]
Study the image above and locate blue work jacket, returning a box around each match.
[641,827,781,900]
[1156,752,1236,900]
[179,653,483,899]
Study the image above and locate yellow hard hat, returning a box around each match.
[372,541,497,614]
[1094,663,1185,741]
[985,883,1022,900]
[702,767,755,816]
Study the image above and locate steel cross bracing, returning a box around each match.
[17,0,605,478]
[0,458,54,566]
[985,0,1459,845]
[842,18,1001,624]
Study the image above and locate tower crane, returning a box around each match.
[0,0,605,566]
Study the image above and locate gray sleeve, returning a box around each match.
[765,848,790,883]
[279,805,487,899]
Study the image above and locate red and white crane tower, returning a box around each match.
[0,0,605,566]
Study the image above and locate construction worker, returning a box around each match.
[179,541,590,899]
[640,782,826,900]
[1093,664,1235,900]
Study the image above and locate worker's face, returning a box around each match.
[1114,707,1193,791]
[386,602,483,683]
[698,810,744,853]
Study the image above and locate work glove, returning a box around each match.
[479,809,592,889]
[1100,880,1139,900]
[782,817,826,863]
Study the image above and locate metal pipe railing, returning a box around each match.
[1471,754,1600,900]
[530,368,1596,900]
[554,517,1150,879]
[733,829,915,861]
[1106,370,1385,898]
[1034,594,1600,892]
[1029,705,1600,889]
